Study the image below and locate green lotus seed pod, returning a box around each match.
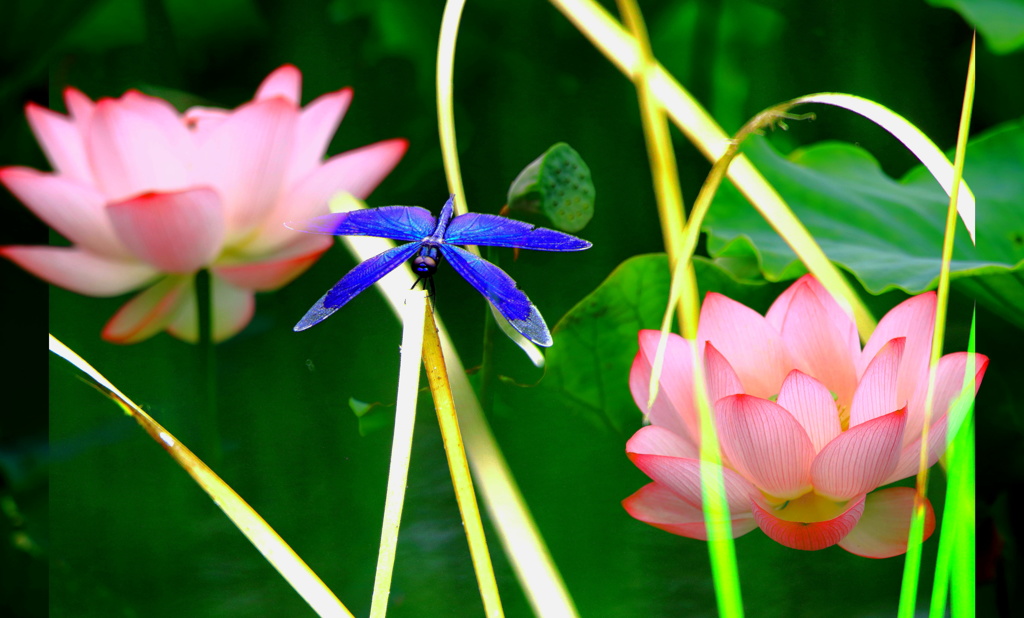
[507,142,595,233]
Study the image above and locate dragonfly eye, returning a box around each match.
[412,256,437,276]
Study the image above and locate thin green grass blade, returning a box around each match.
[48,335,354,618]
[900,33,977,618]
[926,313,978,618]
[951,312,978,618]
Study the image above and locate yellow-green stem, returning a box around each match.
[901,35,976,618]
[547,0,875,338]
[929,309,979,618]
[437,0,470,220]
[950,420,977,617]
[615,1,743,616]
[422,303,504,618]
[617,0,699,344]
[49,335,354,618]
[615,0,689,329]
[436,0,541,362]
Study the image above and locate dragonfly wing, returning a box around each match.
[439,244,552,346]
[294,242,422,331]
[285,206,436,241]
[444,213,591,251]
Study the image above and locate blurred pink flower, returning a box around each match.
[623,275,988,557]
[1,65,406,343]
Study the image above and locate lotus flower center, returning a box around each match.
[832,390,852,432]
[766,492,852,523]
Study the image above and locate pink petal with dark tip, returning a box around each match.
[630,330,699,442]
[811,407,906,500]
[623,483,758,540]
[849,337,905,427]
[285,88,354,187]
[630,453,759,514]
[703,342,744,407]
[255,65,302,104]
[766,275,859,361]
[885,352,989,483]
[860,292,936,405]
[904,351,990,448]
[253,138,409,253]
[626,425,699,460]
[64,87,95,124]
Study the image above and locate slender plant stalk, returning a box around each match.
[433,2,576,613]
[194,269,222,465]
[946,315,980,618]
[950,397,976,617]
[547,0,875,336]
[437,0,543,364]
[479,246,500,413]
[929,482,955,618]
[437,0,470,219]
[370,291,428,618]
[900,35,977,618]
[929,310,978,618]
[614,0,687,270]
[615,1,743,616]
[421,302,504,618]
[49,335,354,618]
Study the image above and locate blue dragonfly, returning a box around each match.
[285,195,592,346]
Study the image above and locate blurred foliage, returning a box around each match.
[928,0,1024,54]
[2,0,1023,616]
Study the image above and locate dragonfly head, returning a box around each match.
[412,255,438,277]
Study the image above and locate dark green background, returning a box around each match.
[2,0,1022,616]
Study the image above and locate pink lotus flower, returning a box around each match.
[1,65,406,343]
[624,275,988,557]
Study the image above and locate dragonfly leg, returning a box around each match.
[410,275,437,306]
